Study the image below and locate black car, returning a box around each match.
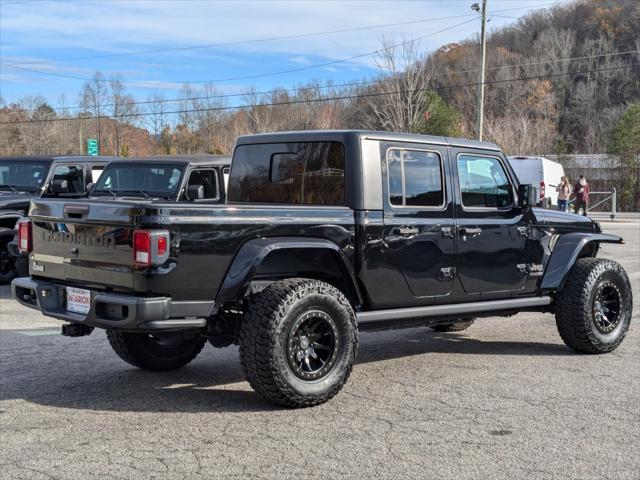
[12,131,632,407]
[88,155,230,202]
[0,155,118,282]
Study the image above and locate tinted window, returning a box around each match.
[0,161,49,192]
[386,148,443,207]
[228,142,345,205]
[93,164,184,198]
[186,169,219,200]
[457,154,513,208]
[50,165,84,194]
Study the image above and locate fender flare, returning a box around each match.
[540,232,624,290]
[215,237,363,306]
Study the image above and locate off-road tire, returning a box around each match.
[106,330,206,371]
[555,258,632,354]
[0,227,17,284]
[239,278,357,407]
[431,318,475,332]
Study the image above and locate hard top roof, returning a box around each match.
[235,130,500,151]
[109,154,231,166]
[0,154,231,166]
[0,155,121,162]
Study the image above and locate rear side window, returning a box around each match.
[228,142,345,205]
[50,164,84,194]
[457,154,513,208]
[186,169,219,200]
[386,148,444,207]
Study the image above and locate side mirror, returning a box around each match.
[51,179,69,194]
[187,184,204,200]
[86,182,94,192]
[517,184,535,211]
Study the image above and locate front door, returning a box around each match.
[452,150,529,296]
[381,142,456,306]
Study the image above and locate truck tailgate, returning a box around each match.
[29,200,139,290]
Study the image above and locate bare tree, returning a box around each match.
[146,92,166,138]
[15,96,58,155]
[79,72,107,153]
[109,75,139,156]
[194,83,227,153]
[362,36,432,133]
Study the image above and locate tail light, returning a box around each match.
[540,181,546,199]
[133,229,170,267]
[18,220,32,254]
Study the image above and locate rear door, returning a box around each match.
[452,149,529,297]
[381,141,456,305]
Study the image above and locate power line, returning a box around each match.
[1,17,478,85]
[1,2,557,81]
[2,63,637,125]
[6,14,477,66]
[12,49,640,113]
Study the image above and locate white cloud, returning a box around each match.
[289,56,311,66]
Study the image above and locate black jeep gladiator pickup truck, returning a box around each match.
[12,131,633,407]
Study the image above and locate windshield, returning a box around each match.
[92,163,185,199]
[0,160,50,192]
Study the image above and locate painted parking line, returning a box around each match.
[15,329,60,336]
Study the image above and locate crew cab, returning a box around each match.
[0,155,118,282]
[12,131,633,407]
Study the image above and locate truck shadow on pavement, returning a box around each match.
[0,327,573,413]
[0,286,13,300]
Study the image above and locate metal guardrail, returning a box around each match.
[568,188,617,220]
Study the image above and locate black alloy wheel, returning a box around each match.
[286,310,339,381]
[592,281,622,334]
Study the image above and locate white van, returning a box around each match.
[507,156,565,208]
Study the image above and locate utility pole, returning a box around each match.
[472,0,488,141]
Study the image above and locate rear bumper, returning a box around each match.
[11,277,213,331]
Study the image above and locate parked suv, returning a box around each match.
[88,155,230,202]
[0,155,118,282]
[12,132,632,407]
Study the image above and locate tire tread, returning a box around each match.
[239,278,357,407]
[555,258,632,354]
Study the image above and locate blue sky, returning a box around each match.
[0,0,570,109]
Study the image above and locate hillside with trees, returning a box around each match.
[0,0,638,206]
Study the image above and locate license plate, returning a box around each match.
[67,287,91,315]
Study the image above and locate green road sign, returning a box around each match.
[87,139,99,156]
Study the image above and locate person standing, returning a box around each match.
[556,177,571,212]
[574,175,590,216]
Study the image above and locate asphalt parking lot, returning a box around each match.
[1,219,638,480]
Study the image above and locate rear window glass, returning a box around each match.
[228,142,345,205]
[92,164,184,198]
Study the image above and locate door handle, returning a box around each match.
[441,226,455,238]
[392,226,419,236]
[64,204,90,220]
[459,227,482,241]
